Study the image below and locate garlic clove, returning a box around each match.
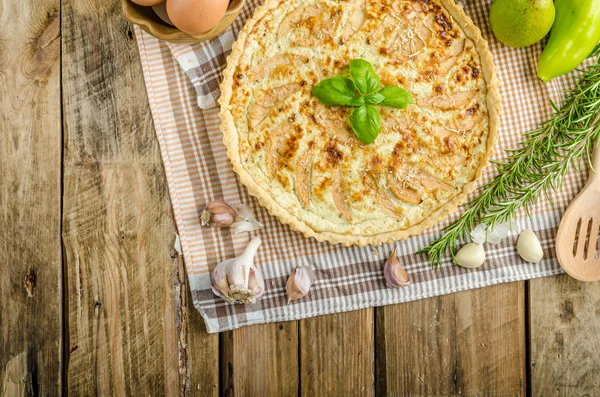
[211,258,234,299]
[286,265,315,304]
[247,267,265,300]
[517,229,543,264]
[384,248,410,288]
[210,237,265,304]
[454,243,486,269]
[201,200,263,233]
[201,200,236,227]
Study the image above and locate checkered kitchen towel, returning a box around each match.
[135,0,592,333]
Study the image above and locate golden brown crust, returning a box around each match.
[219,0,501,246]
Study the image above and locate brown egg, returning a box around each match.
[152,2,174,25]
[167,0,229,35]
[131,0,164,6]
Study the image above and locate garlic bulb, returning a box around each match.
[384,249,410,287]
[454,243,486,269]
[201,200,262,233]
[517,229,543,264]
[286,265,315,304]
[211,237,265,303]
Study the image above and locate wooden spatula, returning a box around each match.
[556,141,600,281]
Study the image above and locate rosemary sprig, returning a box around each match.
[418,44,600,267]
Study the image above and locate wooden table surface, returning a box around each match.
[2,1,600,396]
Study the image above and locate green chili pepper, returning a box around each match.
[537,0,600,83]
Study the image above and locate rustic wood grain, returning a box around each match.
[376,284,526,396]
[0,1,62,395]
[300,310,375,396]
[61,0,218,395]
[221,323,299,396]
[6,2,600,397]
[375,295,456,395]
[174,247,220,397]
[530,275,600,396]
[2,353,35,397]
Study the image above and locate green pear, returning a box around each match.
[489,0,555,48]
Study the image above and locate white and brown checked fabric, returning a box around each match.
[135,0,592,333]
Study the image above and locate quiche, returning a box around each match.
[219,0,500,246]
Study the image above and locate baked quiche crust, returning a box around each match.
[219,0,501,246]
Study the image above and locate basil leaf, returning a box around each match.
[378,86,413,109]
[348,96,366,107]
[364,92,385,105]
[350,105,381,144]
[349,59,380,94]
[312,76,357,106]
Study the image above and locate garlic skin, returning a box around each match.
[517,229,543,264]
[211,237,265,303]
[232,205,263,233]
[286,265,315,304]
[384,249,410,288]
[470,221,513,245]
[454,243,486,269]
[201,200,262,233]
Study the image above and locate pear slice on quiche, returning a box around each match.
[219,0,500,246]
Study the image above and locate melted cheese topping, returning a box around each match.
[227,0,490,238]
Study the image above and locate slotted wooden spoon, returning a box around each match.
[556,140,600,281]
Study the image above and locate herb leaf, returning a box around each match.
[350,59,380,94]
[348,96,366,107]
[364,92,385,105]
[312,76,357,106]
[378,86,413,109]
[351,105,381,144]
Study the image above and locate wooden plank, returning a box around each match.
[300,309,375,396]
[454,284,526,395]
[0,1,62,395]
[61,0,218,395]
[530,274,600,396]
[174,248,220,397]
[375,296,456,395]
[221,323,299,396]
[376,283,526,396]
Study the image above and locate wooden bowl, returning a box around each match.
[122,0,245,44]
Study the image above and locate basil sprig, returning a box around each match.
[311,59,413,144]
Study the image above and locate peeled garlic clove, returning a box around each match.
[286,265,315,304]
[201,200,236,227]
[384,248,410,288]
[517,229,543,264]
[454,243,486,269]
[210,237,265,304]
